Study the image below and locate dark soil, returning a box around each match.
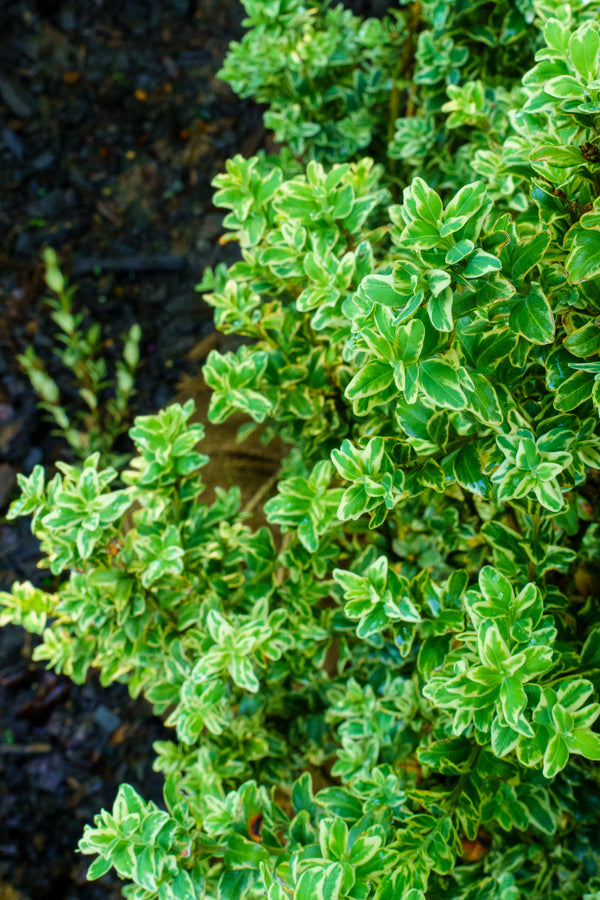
[0,1,390,897]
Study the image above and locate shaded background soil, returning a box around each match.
[0,0,389,897]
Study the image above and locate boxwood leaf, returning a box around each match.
[510,231,551,282]
[419,360,466,409]
[427,288,454,332]
[544,75,583,99]
[86,855,113,880]
[543,734,570,778]
[317,787,364,820]
[500,676,527,726]
[445,239,474,265]
[399,319,426,364]
[566,228,600,283]
[418,736,474,775]
[345,361,394,400]
[490,718,520,757]
[292,772,316,815]
[464,249,501,279]
[553,370,592,411]
[357,273,399,305]
[570,728,600,760]
[529,144,585,167]
[570,23,600,81]
[337,483,368,520]
[453,443,491,497]
[509,285,554,344]
[404,176,443,226]
[581,627,600,666]
[418,634,453,679]
[564,321,600,357]
[463,372,503,426]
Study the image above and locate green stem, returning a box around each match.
[445,743,482,812]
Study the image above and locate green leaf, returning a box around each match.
[475,330,518,373]
[296,864,344,900]
[404,176,443,226]
[414,459,445,492]
[529,144,585,167]
[463,372,503,426]
[418,736,475,775]
[509,285,554,344]
[320,817,348,860]
[418,634,453,680]
[228,655,259,692]
[298,517,319,553]
[358,274,412,309]
[135,847,159,891]
[564,321,600,358]
[581,628,600,666]
[479,622,510,669]
[510,231,551,282]
[86,856,113,880]
[543,733,570,778]
[544,75,583,99]
[419,360,466,410]
[317,787,364,820]
[533,479,565,512]
[345,361,394,400]
[399,319,426,365]
[292,772,316,815]
[464,249,501,279]
[479,566,512,608]
[219,868,256,900]
[570,728,600,760]
[491,718,519,757]
[349,829,383,866]
[553,370,592,411]
[427,288,454,332]
[566,227,600,283]
[378,878,426,900]
[569,23,600,81]
[426,269,451,296]
[444,181,487,224]
[337,483,368,520]
[224,834,269,868]
[453,443,490,497]
[445,239,474,264]
[500,676,527,727]
[523,787,556,835]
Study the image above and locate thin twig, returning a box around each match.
[241,470,280,516]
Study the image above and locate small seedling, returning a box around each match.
[18,248,141,468]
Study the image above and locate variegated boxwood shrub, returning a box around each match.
[3,1,600,897]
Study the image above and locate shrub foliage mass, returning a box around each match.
[4,1,600,898]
